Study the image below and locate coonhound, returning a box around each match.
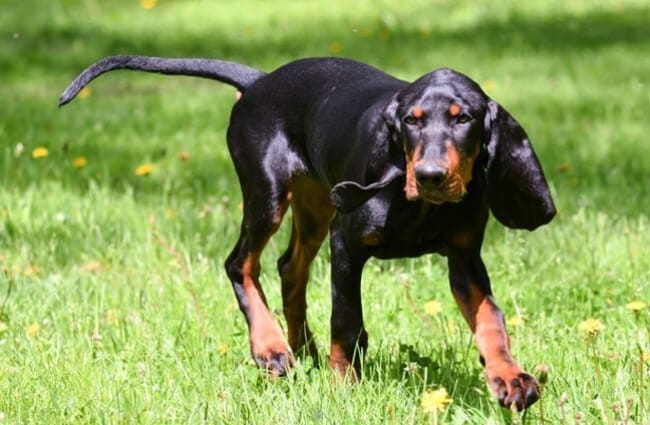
[60,56,555,410]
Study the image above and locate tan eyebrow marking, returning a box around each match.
[449,102,461,117]
[412,105,424,118]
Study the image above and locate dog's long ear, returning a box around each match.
[382,93,401,145]
[331,167,404,213]
[485,100,556,230]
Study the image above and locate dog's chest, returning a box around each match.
[346,195,454,258]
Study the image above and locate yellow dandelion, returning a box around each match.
[379,28,391,41]
[225,302,239,313]
[79,260,103,274]
[329,41,343,54]
[165,209,177,219]
[178,151,190,161]
[481,80,496,92]
[73,156,87,169]
[26,323,40,337]
[140,0,157,9]
[219,343,228,355]
[642,352,649,363]
[23,265,39,277]
[78,87,92,99]
[421,387,453,413]
[578,318,605,335]
[32,147,49,159]
[104,309,118,326]
[135,163,153,176]
[507,315,525,327]
[423,300,442,316]
[626,300,646,312]
[559,162,571,173]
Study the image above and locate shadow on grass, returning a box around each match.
[362,343,507,418]
[3,4,648,74]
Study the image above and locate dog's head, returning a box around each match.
[331,68,555,230]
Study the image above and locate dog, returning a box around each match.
[60,55,555,410]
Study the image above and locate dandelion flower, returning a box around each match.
[329,42,343,54]
[23,265,39,277]
[219,343,228,355]
[135,163,153,176]
[32,147,48,159]
[626,301,646,312]
[178,151,190,161]
[26,323,40,337]
[507,315,525,327]
[481,80,496,92]
[424,300,442,316]
[165,209,177,219]
[104,309,117,325]
[421,387,453,413]
[140,0,157,9]
[578,318,605,335]
[78,87,92,99]
[73,156,87,168]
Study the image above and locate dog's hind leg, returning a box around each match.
[277,176,335,363]
[224,126,295,376]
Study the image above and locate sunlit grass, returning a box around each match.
[1,0,649,423]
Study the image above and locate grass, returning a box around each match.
[1,0,649,423]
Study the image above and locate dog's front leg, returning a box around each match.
[448,254,540,410]
[328,217,369,379]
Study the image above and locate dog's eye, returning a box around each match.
[403,115,418,125]
[456,114,471,124]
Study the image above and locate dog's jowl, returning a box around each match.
[61,56,555,410]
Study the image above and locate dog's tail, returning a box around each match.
[59,55,266,106]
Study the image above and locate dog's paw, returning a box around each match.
[252,340,295,377]
[485,364,540,411]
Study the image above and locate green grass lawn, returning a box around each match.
[1,0,649,423]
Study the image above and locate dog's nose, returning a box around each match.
[415,164,448,187]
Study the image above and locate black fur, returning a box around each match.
[60,56,555,410]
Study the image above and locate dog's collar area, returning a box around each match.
[330,168,405,213]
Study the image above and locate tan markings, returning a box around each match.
[448,229,474,250]
[412,105,424,119]
[329,341,358,380]
[452,285,512,366]
[242,253,291,373]
[281,176,334,353]
[443,141,482,200]
[446,141,461,176]
[361,230,383,246]
[404,144,422,200]
[475,296,513,364]
[453,281,539,407]
[449,102,461,117]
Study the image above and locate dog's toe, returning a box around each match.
[487,365,540,411]
[254,345,295,377]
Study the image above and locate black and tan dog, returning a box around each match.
[60,56,555,410]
